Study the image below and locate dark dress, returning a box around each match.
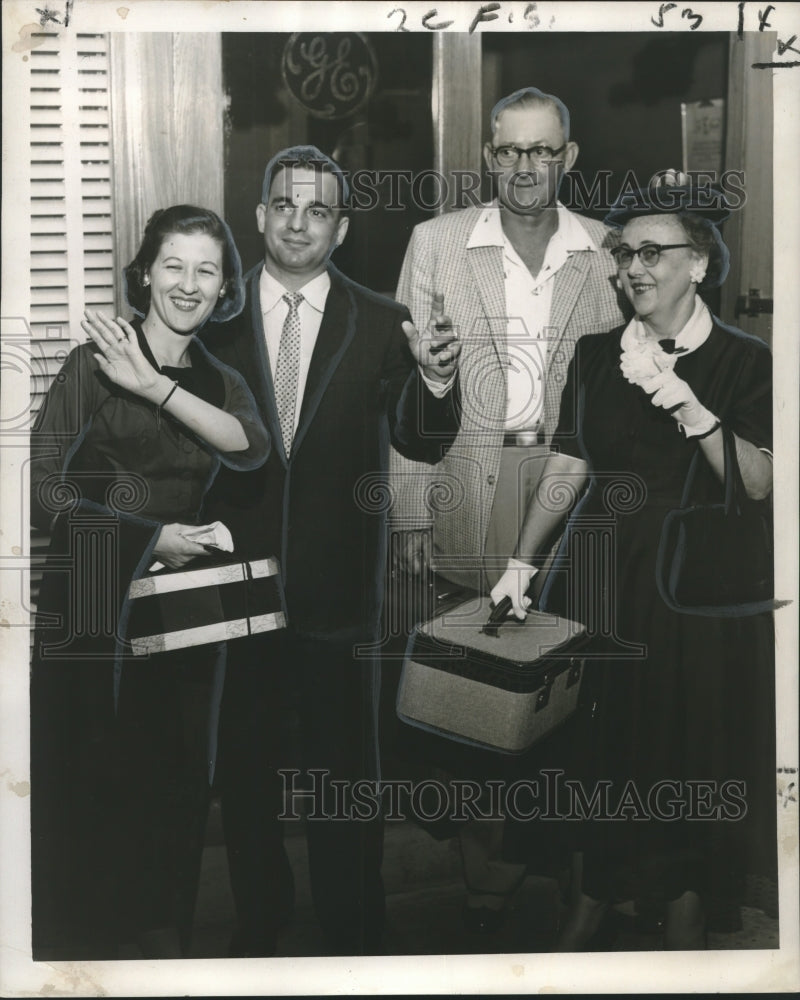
[30,323,269,958]
[538,315,776,911]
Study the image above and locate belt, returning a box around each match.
[502,430,539,447]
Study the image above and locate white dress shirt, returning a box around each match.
[466,202,599,431]
[260,267,330,436]
[261,265,449,423]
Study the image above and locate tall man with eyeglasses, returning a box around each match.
[388,87,629,931]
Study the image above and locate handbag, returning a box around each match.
[656,425,774,616]
[125,554,287,655]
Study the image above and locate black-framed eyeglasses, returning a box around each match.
[610,243,692,268]
[490,143,568,167]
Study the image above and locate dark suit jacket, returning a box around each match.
[201,262,460,642]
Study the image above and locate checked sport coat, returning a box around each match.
[389,204,629,588]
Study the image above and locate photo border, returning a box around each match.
[2,1,798,994]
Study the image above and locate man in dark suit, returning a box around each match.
[201,146,461,956]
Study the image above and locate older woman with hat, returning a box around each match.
[490,176,775,949]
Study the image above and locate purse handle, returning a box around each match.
[678,424,748,515]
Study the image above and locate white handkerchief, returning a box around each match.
[149,521,234,572]
[180,521,234,550]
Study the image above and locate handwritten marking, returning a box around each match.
[758,5,775,30]
[422,8,454,30]
[35,0,73,27]
[38,4,63,25]
[382,2,552,32]
[35,5,60,26]
[388,7,409,31]
[469,2,501,33]
[738,0,745,40]
[681,7,702,29]
[524,2,540,28]
[777,35,800,56]
[752,61,800,68]
[652,3,678,28]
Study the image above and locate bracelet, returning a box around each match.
[160,379,179,408]
[155,379,179,429]
[692,419,722,441]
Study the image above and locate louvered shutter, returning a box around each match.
[29,30,115,617]
[30,30,115,416]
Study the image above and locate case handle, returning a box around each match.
[481,595,513,637]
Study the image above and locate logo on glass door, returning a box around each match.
[282,33,378,119]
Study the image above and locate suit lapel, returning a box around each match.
[468,244,509,366]
[291,267,356,458]
[547,251,591,353]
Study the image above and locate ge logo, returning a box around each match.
[282,33,378,120]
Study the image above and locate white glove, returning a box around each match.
[620,342,678,385]
[638,368,719,437]
[489,557,539,621]
[619,339,679,385]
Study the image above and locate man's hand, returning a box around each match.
[392,529,431,577]
[402,292,461,383]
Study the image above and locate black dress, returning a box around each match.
[30,323,270,957]
[538,316,776,910]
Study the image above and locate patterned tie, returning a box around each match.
[274,291,303,457]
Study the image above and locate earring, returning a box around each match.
[615,276,623,290]
[143,276,150,287]
[689,264,707,284]
[219,287,226,298]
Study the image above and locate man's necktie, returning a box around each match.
[274,291,303,457]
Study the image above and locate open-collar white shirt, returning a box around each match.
[466,201,599,431]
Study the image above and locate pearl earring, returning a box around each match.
[143,276,150,287]
[615,276,623,290]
